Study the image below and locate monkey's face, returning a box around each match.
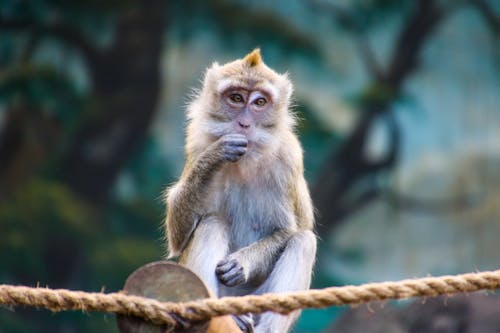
[196,49,295,155]
[217,85,275,134]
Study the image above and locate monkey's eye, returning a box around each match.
[254,97,267,107]
[229,93,244,104]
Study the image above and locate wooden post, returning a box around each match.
[116,261,242,333]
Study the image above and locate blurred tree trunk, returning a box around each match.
[0,104,60,198]
[61,1,168,203]
[312,0,447,238]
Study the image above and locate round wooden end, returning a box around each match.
[116,261,211,333]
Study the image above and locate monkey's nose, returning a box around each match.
[238,121,250,129]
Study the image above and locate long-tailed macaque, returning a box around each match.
[164,49,316,333]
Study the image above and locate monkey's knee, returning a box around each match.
[255,230,316,297]
[180,215,229,296]
[182,215,228,258]
[186,215,226,243]
[286,230,317,286]
[287,230,317,261]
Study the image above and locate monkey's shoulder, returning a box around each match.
[279,130,304,160]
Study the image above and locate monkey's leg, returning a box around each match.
[180,216,230,296]
[181,217,255,332]
[253,230,317,333]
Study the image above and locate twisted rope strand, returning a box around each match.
[1,269,499,326]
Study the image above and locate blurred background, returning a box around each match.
[1,0,499,332]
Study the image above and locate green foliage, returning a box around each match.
[0,311,33,333]
[0,177,163,331]
[88,237,162,291]
[170,0,323,61]
[0,179,95,284]
[119,136,175,201]
[329,0,413,32]
[0,63,83,129]
[1,0,118,37]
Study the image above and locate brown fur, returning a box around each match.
[243,48,262,67]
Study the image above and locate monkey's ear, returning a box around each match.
[243,48,262,67]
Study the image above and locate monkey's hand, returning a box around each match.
[232,314,255,333]
[215,253,249,287]
[218,134,247,163]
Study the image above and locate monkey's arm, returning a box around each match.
[165,134,247,258]
[216,228,293,286]
[293,174,315,230]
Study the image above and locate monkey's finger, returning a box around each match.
[219,266,244,283]
[232,314,254,333]
[224,149,247,162]
[225,146,247,154]
[226,139,248,148]
[169,313,191,329]
[231,147,247,156]
[222,274,245,287]
[224,133,247,140]
[225,155,242,163]
[252,313,261,327]
[215,259,237,274]
[223,134,248,146]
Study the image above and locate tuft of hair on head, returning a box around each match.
[243,48,262,67]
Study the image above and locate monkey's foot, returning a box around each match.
[232,314,255,333]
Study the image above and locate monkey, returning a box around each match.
[164,49,316,333]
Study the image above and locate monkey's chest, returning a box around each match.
[207,180,288,250]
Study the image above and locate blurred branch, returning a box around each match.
[365,113,400,172]
[0,104,60,198]
[385,0,445,87]
[0,16,100,65]
[334,187,382,224]
[471,0,500,35]
[313,0,451,237]
[387,189,485,214]
[355,34,384,80]
[209,0,319,55]
[20,31,41,63]
[309,0,384,79]
[309,0,358,30]
[0,107,23,181]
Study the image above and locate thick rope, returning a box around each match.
[1,269,499,326]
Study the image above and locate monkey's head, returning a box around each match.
[187,49,295,157]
